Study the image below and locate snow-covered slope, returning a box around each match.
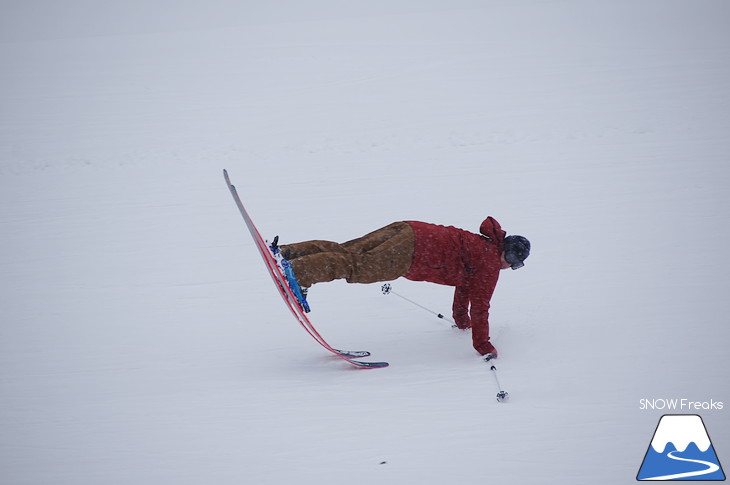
[2,1,729,484]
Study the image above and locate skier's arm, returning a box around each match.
[469,275,497,355]
[470,297,492,354]
[452,286,471,329]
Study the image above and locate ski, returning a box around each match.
[335,349,371,358]
[223,169,388,369]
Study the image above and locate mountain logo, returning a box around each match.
[637,414,725,481]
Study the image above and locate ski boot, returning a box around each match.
[269,236,310,313]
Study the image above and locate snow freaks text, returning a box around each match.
[639,399,724,411]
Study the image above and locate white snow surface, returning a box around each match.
[2,1,729,484]
[650,415,711,453]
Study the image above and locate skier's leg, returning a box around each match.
[279,240,347,260]
[284,222,414,286]
[281,221,408,259]
[341,222,411,254]
[289,252,355,288]
[345,222,415,283]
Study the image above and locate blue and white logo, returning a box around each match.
[637,414,725,481]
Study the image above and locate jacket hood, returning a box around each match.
[479,217,506,249]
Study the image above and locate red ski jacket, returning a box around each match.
[403,217,505,355]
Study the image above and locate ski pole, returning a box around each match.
[485,354,509,402]
[381,283,456,326]
[381,284,509,401]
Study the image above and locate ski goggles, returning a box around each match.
[504,251,526,270]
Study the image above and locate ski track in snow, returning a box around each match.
[1,1,730,484]
[642,451,720,481]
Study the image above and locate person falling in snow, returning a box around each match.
[273,217,529,358]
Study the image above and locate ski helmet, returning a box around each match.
[503,235,530,270]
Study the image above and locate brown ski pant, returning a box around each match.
[279,222,415,288]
